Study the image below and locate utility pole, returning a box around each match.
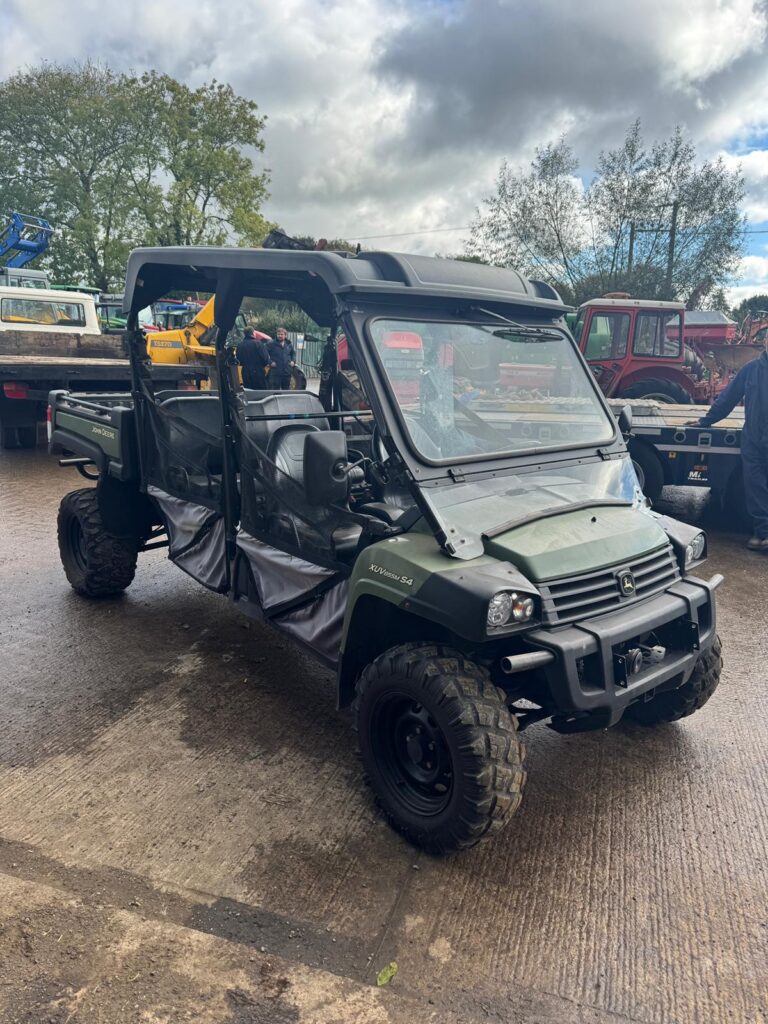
[665,200,679,297]
[627,222,635,274]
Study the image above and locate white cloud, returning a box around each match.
[3,0,768,264]
[726,252,768,304]
[720,149,768,222]
[654,0,765,85]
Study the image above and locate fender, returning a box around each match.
[619,366,696,397]
[336,532,537,706]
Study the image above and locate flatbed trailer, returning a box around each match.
[0,354,206,449]
[610,399,747,521]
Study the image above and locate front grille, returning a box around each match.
[539,545,680,625]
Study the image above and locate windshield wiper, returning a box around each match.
[468,306,562,338]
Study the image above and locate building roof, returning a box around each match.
[579,298,685,311]
[123,247,570,325]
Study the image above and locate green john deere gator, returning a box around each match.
[49,247,723,853]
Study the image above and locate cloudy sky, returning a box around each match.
[4,0,768,301]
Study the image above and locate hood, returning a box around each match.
[483,505,668,582]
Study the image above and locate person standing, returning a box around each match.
[693,337,768,550]
[268,327,296,390]
[236,328,270,391]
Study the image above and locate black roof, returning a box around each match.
[123,247,568,325]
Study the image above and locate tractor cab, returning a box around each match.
[573,298,705,404]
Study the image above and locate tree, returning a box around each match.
[468,123,746,306]
[126,73,271,248]
[467,141,588,293]
[0,63,145,288]
[0,62,272,289]
[244,299,319,337]
[700,288,733,315]
[731,293,768,323]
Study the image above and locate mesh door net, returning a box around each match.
[232,389,373,570]
[138,370,224,510]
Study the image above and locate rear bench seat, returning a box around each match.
[156,392,361,558]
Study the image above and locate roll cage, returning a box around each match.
[121,247,624,560]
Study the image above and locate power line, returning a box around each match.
[352,225,471,241]
[352,224,768,242]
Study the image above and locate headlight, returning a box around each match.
[487,591,535,627]
[684,532,706,566]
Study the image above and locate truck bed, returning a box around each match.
[1,350,206,449]
[609,399,744,431]
[0,354,135,379]
[0,327,124,360]
[608,399,744,500]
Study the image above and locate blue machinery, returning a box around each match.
[0,212,53,269]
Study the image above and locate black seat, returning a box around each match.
[243,392,329,453]
[156,396,224,489]
[265,422,363,561]
[160,395,222,438]
[267,423,319,484]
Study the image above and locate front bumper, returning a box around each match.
[523,574,720,729]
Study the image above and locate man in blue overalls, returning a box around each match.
[696,338,768,550]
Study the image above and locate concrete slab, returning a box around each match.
[0,448,766,1022]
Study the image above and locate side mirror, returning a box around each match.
[617,404,633,436]
[304,430,350,506]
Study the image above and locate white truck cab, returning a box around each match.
[0,286,101,335]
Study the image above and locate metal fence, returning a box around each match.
[290,333,324,377]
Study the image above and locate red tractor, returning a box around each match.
[572,298,710,404]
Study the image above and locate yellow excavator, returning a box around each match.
[146,295,310,389]
[145,296,248,367]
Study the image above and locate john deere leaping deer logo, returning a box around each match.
[618,571,636,597]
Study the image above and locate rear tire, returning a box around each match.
[353,643,526,854]
[0,424,19,449]
[17,425,37,448]
[625,636,722,725]
[628,439,665,502]
[620,378,693,404]
[57,488,138,597]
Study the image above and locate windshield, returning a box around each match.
[369,319,615,462]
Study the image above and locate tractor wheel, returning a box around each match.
[58,488,138,598]
[289,367,307,390]
[628,439,665,502]
[16,425,38,448]
[619,378,693,404]
[353,643,526,854]
[625,636,722,725]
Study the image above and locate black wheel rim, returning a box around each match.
[69,516,88,572]
[369,692,454,816]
